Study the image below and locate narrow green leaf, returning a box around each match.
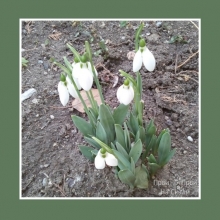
[130,112,139,135]
[54,61,71,75]
[135,23,144,51]
[134,165,148,189]
[118,170,135,188]
[113,104,129,125]
[84,137,101,149]
[124,122,131,152]
[153,129,167,155]
[66,43,81,61]
[79,145,95,161]
[160,148,176,167]
[120,21,128,27]
[115,124,126,150]
[92,137,113,153]
[142,135,157,159]
[158,132,171,165]
[129,139,142,164]
[85,41,92,62]
[111,142,117,150]
[71,115,94,137]
[135,130,140,143]
[147,154,157,163]
[63,56,73,72]
[96,121,108,144]
[116,142,129,160]
[112,149,130,170]
[130,157,135,175]
[139,126,146,144]
[148,163,161,176]
[99,104,115,144]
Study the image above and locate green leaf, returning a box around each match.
[134,165,148,189]
[158,132,171,165]
[135,130,140,143]
[116,142,129,160]
[142,135,157,159]
[79,145,95,162]
[148,163,161,176]
[130,157,135,175]
[99,104,115,144]
[113,104,129,125]
[147,154,157,164]
[66,43,81,61]
[120,21,128,27]
[92,137,113,153]
[71,115,94,137]
[112,149,130,170]
[118,170,135,188]
[111,142,117,150]
[160,149,176,167]
[136,71,142,97]
[129,112,139,135]
[85,41,92,62]
[96,121,108,144]
[84,137,101,149]
[115,124,126,150]
[124,122,131,152]
[91,149,98,156]
[153,129,167,155]
[145,120,156,146]
[63,56,73,72]
[129,139,142,164]
[139,126,146,144]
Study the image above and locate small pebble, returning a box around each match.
[36,114,39,117]
[156,21,162,28]
[165,116,169,120]
[42,178,48,186]
[44,71,48,75]
[187,136,193,142]
[183,150,187,154]
[121,36,125,40]
[146,32,151,36]
[38,60,43,64]
[50,115,54,119]
[32,98,39,104]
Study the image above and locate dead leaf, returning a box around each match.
[112,76,119,88]
[49,32,62,40]
[72,89,102,113]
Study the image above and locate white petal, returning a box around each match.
[66,77,79,98]
[58,82,69,106]
[133,50,142,72]
[78,68,93,91]
[72,62,81,79]
[116,85,134,105]
[95,154,105,169]
[88,62,98,77]
[73,77,82,90]
[105,153,118,167]
[142,48,156,72]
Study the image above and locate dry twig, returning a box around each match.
[177,51,199,69]
[190,21,199,30]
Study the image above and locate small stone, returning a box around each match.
[32,98,39,104]
[121,36,125,40]
[165,116,169,120]
[36,114,39,117]
[42,178,48,186]
[187,136,193,142]
[156,21,162,28]
[38,60,43,64]
[183,150,187,154]
[50,115,54,119]
[44,164,50,168]
[44,71,48,75]
[53,143,58,147]
[146,32,151,36]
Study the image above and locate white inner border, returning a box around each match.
[20,18,201,200]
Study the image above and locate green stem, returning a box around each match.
[85,41,105,104]
[89,89,99,112]
[86,91,94,109]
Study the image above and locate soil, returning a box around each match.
[21,20,199,197]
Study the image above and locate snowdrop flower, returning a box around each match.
[72,56,95,91]
[58,74,78,106]
[95,148,118,169]
[117,79,134,105]
[133,39,156,72]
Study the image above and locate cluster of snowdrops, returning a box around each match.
[54,24,175,189]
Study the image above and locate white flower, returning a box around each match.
[58,77,78,106]
[117,84,134,105]
[72,62,94,91]
[87,62,98,77]
[133,46,156,72]
[71,63,82,90]
[95,150,118,169]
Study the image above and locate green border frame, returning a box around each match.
[1,0,218,219]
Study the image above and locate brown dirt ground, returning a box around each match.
[21,20,199,197]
